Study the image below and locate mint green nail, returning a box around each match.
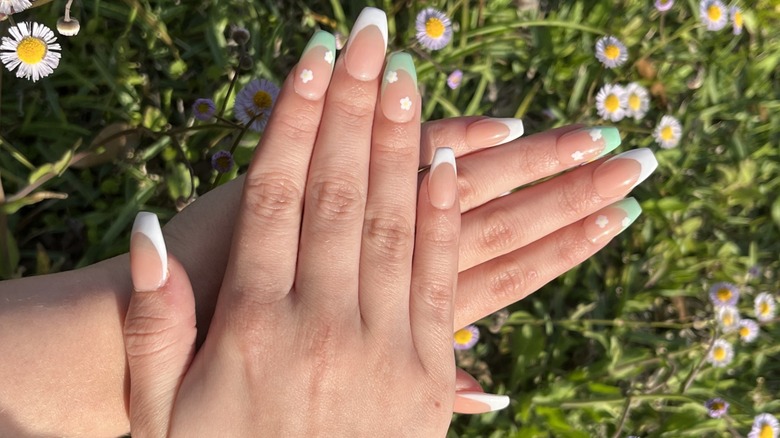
[303,30,336,58]
[594,126,622,157]
[382,52,417,90]
[614,197,642,230]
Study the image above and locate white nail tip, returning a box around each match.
[495,118,524,143]
[348,7,388,48]
[132,212,168,287]
[608,147,658,189]
[456,392,511,411]
[431,147,456,174]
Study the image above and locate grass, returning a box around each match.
[2,0,779,436]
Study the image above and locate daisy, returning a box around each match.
[0,22,61,82]
[624,82,650,120]
[709,282,740,307]
[0,0,31,15]
[704,398,729,418]
[652,115,682,148]
[748,414,779,438]
[211,150,234,173]
[447,69,463,90]
[731,6,744,35]
[754,292,776,322]
[192,98,216,121]
[234,79,280,132]
[707,339,733,367]
[415,8,453,51]
[453,325,480,350]
[595,36,628,68]
[700,0,728,31]
[738,319,760,343]
[716,305,740,333]
[655,0,674,11]
[595,83,627,122]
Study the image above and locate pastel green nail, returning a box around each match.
[303,30,336,59]
[382,52,417,90]
[614,197,642,230]
[594,126,622,158]
[380,51,418,123]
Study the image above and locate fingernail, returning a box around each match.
[592,148,658,198]
[454,392,511,413]
[343,7,388,81]
[556,126,621,166]
[130,212,168,292]
[465,118,525,148]
[380,52,417,123]
[429,147,457,210]
[583,198,642,244]
[293,31,336,100]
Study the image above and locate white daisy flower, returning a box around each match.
[748,414,779,438]
[0,0,31,15]
[595,36,628,69]
[700,0,728,31]
[738,319,759,343]
[731,6,744,36]
[754,292,776,322]
[1,22,62,82]
[707,338,733,367]
[652,115,682,149]
[595,83,627,122]
[624,82,650,120]
[716,305,740,333]
[234,78,280,132]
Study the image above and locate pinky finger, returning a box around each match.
[410,148,461,367]
[453,368,510,414]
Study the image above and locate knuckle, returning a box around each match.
[477,207,521,254]
[271,106,320,143]
[372,131,418,166]
[456,169,476,208]
[243,171,302,222]
[308,176,365,224]
[488,259,535,303]
[328,90,375,129]
[364,212,414,262]
[554,227,591,267]
[420,216,459,248]
[417,280,455,321]
[123,312,180,360]
[558,180,599,219]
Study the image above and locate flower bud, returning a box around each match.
[231,27,250,45]
[57,17,80,36]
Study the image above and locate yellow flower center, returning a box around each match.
[605,94,620,112]
[197,103,211,114]
[739,326,750,337]
[760,424,773,438]
[453,328,473,345]
[16,37,47,64]
[717,288,732,302]
[722,314,733,326]
[253,90,272,110]
[734,11,743,28]
[713,347,726,361]
[661,126,674,141]
[759,302,770,316]
[629,94,641,110]
[708,5,722,21]
[604,44,621,60]
[425,18,445,39]
[710,401,724,411]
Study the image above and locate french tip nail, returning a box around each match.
[431,147,456,173]
[609,148,658,188]
[494,118,524,142]
[131,212,168,289]
[350,7,388,46]
[614,197,642,227]
[456,392,511,412]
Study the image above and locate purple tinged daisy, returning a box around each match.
[655,0,674,12]
[0,0,31,15]
[192,98,216,121]
[595,36,628,69]
[453,325,480,350]
[704,398,729,418]
[716,305,740,333]
[707,339,733,367]
[709,282,740,307]
[447,69,463,90]
[415,8,453,51]
[731,7,744,35]
[738,319,760,343]
[211,150,234,173]
[754,292,776,322]
[748,414,779,438]
[234,78,280,132]
[700,0,728,31]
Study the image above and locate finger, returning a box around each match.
[296,7,388,316]
[224,31,337,307]
[459,148,658,271]
[454,197,643,329]
[452,368,510,414]
[359,53,420,330]
[419,117,525,166]
[410,148,461,367]
[124,212,196,437]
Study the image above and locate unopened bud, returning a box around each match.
[239,54,253,71]
[231,27,250,45]
[57,17,80,36]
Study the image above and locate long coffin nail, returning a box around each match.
[465,118,525,148]
[343,7,388,81]
[556,126,621,166]
[429,147,457,210]
[583,198,642,244]
[454,392,511,414]
[381,52,417,123]
[592,148,658,198]
[130,212,168,292]
[294,31,337,100]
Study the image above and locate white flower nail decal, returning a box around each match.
[589,129,603,142]
[400,96,412,111]
[300,69,314,84]
[324,50,334,65]
[386,70,398,83]
[621,216,631,227]
[571,150,585,161]
[595,215,609,229]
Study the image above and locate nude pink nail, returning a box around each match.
[583,198,642,244]
[454,392,510,414]
[380,52,417,123]
[293,31,336,100]
[465,118,524,148]
[428,147,457,210]
[130,212,168,292]
[343,8,388,81]
[592,148,657,198]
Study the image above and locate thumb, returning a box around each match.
[124,212,196,437]
[453,368,510,414]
